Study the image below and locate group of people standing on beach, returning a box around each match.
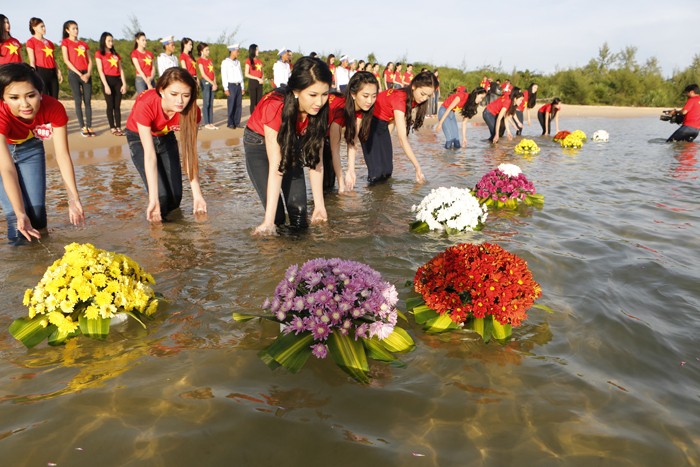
[1,13,699,246]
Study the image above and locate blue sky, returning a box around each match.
[6,0,698,76]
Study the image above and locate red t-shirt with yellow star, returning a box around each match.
[403,72,414,85]
[130,49,154,77]
[441,91,469,111]
[246,91,309,136]
[180,53,196,77]
[328,94,347,127]
[0,95,68,145]
[61,38,89,70]
[125,89,201,136]
[95,50,121,77]
[383,69,394,85]
[486,96,513,116]
[197,57,215,81]
[26,37,56,68]
[248,58,263,79]
[373,88,414,122]
[0,37,23,64]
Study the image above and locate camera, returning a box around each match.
[660,110,684,125]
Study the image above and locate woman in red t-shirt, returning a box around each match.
[179,38,197,81]
[131,32,155,95]
[125,67,205,222]
[0,15,23,65]
[196,42,218,130]
[244,57,332,236]
[483,88,524,143]
[323,71,379,192]
[61,20,94,137]
[538,97,561,135]
[383,62,395,91]
[244,44,264,115]
[0,64,85,244]
[95,32,127,136]
[436,86,486,149]
[362,71,437,183]
[26,17,62,98]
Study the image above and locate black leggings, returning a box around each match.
[322,136,335,191]
[68,70,92,128]
[36,66,59,98]
[243,128,308,228]
[248,78,263,115]
[103,75,123,129]
[538,112,550,135]
[361,117,393,182]
[126,130,182,219]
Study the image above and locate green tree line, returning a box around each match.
[51,39,699,108]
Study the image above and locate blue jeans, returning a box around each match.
[667,125,699,142]
[438,106,459,148]
[126,130,183,220]
[200,80,214,125]
[0,138,47,244]
[135,76,154,96]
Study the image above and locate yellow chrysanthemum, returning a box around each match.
[92,273,108,288]
[23,289,32,306]
[145,299,158,316]
[84,305,100,320]
[93,290,113,308]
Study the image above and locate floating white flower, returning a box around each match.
[592,130,609,142]
[497,163,522,177]
[412,187,488,233]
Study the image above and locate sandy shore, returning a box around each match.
[47,98,666,166]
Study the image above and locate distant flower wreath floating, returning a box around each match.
[552,130,570,142]
[473,164,544,209]
[9,243,158,348]
[407,243,551,343]
[592,130,609,142]
[234,258,415,383]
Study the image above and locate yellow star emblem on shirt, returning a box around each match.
[143,56,152,66]
[4,43,19,56]
[42,45,53,57]
[75,47,86,57]
[255,63,262,70]
[108,56,119,68]
[208,64,214,73]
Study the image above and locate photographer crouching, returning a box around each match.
[666,84,700,142]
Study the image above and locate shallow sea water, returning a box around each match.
[0,117,698,466]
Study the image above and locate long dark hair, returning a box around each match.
[460,86,487,119]
[403,71,438,135]
[155,68,199,181]
[248,43,257,68]
[181,37,194,60]
[196,42,208,57]
[0,63,44,95]
[0,15,12,43]
[344,71,379,145]
[277,56,333,172]
[527,83,538,108]
[62,20,77,40]
[133,31,146,51]
[98,32,118,57]
[506,88,523,116]
[549,97,561,119]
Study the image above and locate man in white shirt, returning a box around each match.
[336,55,350,92]
[221,44,244,129]
[157,35,178,77]
[272,48,291,88]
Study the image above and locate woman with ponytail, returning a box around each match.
[323,71,379,192]
[483,87,524,143]
[361,71,437,183]
[244,56,332,235]
[125,67,205,222]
